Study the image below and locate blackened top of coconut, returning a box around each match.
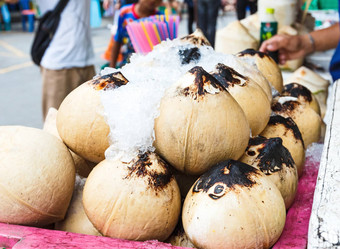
[192,159,259,200]
[246,136,295,175]
[282,83,313,103]
[180,33,211,47]
[178,47,201,65]
[91,72,128,91]
[268,115,305,148]
[271,98,301,113]
[211,63,248,89]
[125,152,173,191]
[182,66,224,99]
[237,48,267,59]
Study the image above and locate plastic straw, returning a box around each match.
[126,14,179,54]
[132,22,150,53]
[152,23,161,43]
[140,22,153,50]
[127,25,142,53]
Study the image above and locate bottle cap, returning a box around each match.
[266,8,275,14]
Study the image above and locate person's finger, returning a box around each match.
[260,35,291,53]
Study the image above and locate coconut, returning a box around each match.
[240,136,298,209]
[57,72,129,163]
[166,219,196,248]
[180,28,212,47]
[182,159,286,249]
[260,115,305,177]
[154,66,250,175]
[215,21,258,55]
[221,56,273,102]
[83,152,181,241]
[237,49,284,93]
[44,107,96,177]
[279,82,321,115]
[272,96,322,147]
[285,66,330,119]
[211,63,271,136]
[240,13,260,42]
[0,126,75,226]
[55,176,101,236]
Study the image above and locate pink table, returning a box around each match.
[0,156,320,249]
[273,154,320,248]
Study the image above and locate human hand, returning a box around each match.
[103,0,112,10]
[259,34,313,65]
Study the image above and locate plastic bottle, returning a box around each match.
[260,8,279,63]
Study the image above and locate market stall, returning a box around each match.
[0,0,339,248]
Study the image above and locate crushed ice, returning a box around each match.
[99,39,247,162]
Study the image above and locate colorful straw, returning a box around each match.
[127,14,180,54]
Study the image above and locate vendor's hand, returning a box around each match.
[259,34,314,65]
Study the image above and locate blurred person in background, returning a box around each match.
[109,0,162,68]
[101,0,139,69]
[184,0,194,34]
[196,0,221,47]
[35,0,95,120]
[236,0,257,20]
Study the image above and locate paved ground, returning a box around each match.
[0,11,237,128]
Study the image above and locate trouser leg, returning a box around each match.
[41,65,96,120]
[205,0,220,48]
[236,0,247,20]
[248,0,257,15]
[187,5,194,34]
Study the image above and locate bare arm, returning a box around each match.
[310,23,340,51]
[259,23,340,64]
[110,40,121,68]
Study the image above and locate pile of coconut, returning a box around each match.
[0,30,324,249]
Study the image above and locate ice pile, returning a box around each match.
[99,39,244,162]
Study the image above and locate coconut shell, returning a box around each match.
[285,66,329,119]
[222,56,273,102]
[272,96,322,147]
[279,82,321,116]
[215,21,258,55]
[83,152,181,241]
[57,72,128,163]
[240,136,298,209]
[154,66,250,175]
[211,63,271,136]
[180,28,212,47]
[182,159,286,249]
[55,176,101,236]
[237,49,284,93]
[0,126,75,226]
[44,107,96,177]
[166,219,196,248]
[260,115,305,177]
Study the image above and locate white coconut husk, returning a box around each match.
[83,152,181,241]
[0,126,75,226]
[211,63,271,136]
[182,159,286,249]
[260,115,306,177]
[55,176,101,236]
[57,72,129,163]
[240,136,298,209]
[154,66,250,175]
[215,21,258,55]
[44,107,96,177]
[237,49,284,93]
[271,96,322,147]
